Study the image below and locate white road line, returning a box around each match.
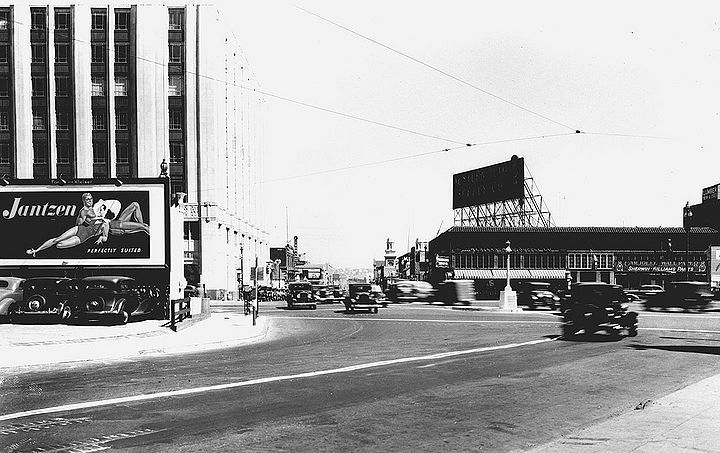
[0,337,557,422]
[639,313,720,320]
[269,316,558,324]
[641,327,720,334]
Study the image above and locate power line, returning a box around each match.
[296,5,581,133]
[259,132,577,184]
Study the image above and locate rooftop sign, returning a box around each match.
[452,156,525,209]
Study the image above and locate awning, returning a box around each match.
[453,269,567,280]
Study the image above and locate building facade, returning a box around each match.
[0,3,267,299]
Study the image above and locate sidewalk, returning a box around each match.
[0,307,269,369]
[524,371,720,452]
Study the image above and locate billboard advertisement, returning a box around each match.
[702,183,720,202]
[0,180,168,267]
[452,156,525,209]
[710,246,720,288]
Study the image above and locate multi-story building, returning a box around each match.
[0,4,267,299]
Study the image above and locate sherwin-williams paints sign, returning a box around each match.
[0,181,167,266]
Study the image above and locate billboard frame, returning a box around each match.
[0,178,170,270]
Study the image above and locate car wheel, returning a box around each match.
[562,322,577,338]
[628,326,638,337]
[311,305,317,310]
[373,307,378,314]
[118,309,130,325]
[26,294,46,312]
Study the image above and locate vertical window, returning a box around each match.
[33,109,46,130]
[169,110,183,130]
[0,143,10,164]
[0,11,9,30]
[0,77,8,97]
[55,43,69,63]
[92,110,105,130]
[54,10,70,30]
[91,10,106,30]
[115,10,129,30]
[168,9,184,30]
[116,141,129,164]
[0,111,9,130]
[92,141,106,163]
[170,142,184,163]
[55,76,70,96]
[32,77,46,97]
[57,141,70,164]
[91,43,104,63]
[33,141,48,164]
[56,110,70,130]
[31,9,46,30]
[91,76,105,96]
[114,76,128,96]
[168,75,183,96]
[115,111,128,130]
[32,44,45,63]
[168,43,183,64]
[0,44,8,63]
[114,43,128,63]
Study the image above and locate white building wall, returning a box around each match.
[72,5,92,178]
[11,6,32,178]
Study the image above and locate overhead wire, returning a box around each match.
[295,5,581,133]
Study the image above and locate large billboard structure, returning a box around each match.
[453,155,554,227]
[0,179,169,268]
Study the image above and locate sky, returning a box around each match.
[226,0,720,269]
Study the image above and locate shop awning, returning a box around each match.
[453,269,567,280]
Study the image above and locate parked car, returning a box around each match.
[644,281,713,311]
[386,280,435,302]
[0,277,26,322]
[562,282,638,338]
[18,277,80,322]
[286,281,317,309]
[344,283,383,313]
[516,281,561,310]
[74,276,162,324]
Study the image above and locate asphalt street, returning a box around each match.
[2,301,720,452]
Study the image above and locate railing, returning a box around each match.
[169,297,192,332]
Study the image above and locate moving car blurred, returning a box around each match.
[19,277,80,322]
[562,282,638,338]
[436,280,474,305]
[0,277,25,322]
[286,281,317,309]
[386,280,435,303]
[370,284,387,306]
[74,276,162,324]
[637,284,665,298]
[516,281,561,310]
[644,281,713,311]
[344,283,383,313]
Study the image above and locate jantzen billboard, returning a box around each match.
[452,156,525,209]
[0,180,168,267]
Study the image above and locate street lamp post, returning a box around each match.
[684,202,693,280]
[499,240,520,311]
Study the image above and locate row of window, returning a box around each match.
[25,9,184,32]
[452,253,567,269]
[27,42,184,65]
[567,253,614,270]
[0,140,184,166]
[0,75,184,98]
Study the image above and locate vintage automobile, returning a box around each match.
[17,277,80,322]
[74,276,162,324]
[435,280,474,305]
[286,281,317,309]
[516,281,561,310]
[562,282,638,338]
[0,277,26,322]
[344,283,383,313]
[386,280,435,303]
[644,281,713,311]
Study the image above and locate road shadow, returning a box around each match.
[559,332,626,343]
[630,344,720,355]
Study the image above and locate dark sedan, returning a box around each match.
[18,277,79,322]
[75,276,162,324]
[644,281,713,311]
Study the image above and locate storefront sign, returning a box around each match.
[436,255,450,268]
[702,183,720,202]
[614,260,706,274]
[0,181,167,266]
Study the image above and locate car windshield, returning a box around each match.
[351,284,371,292]
[83,281,113,290]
